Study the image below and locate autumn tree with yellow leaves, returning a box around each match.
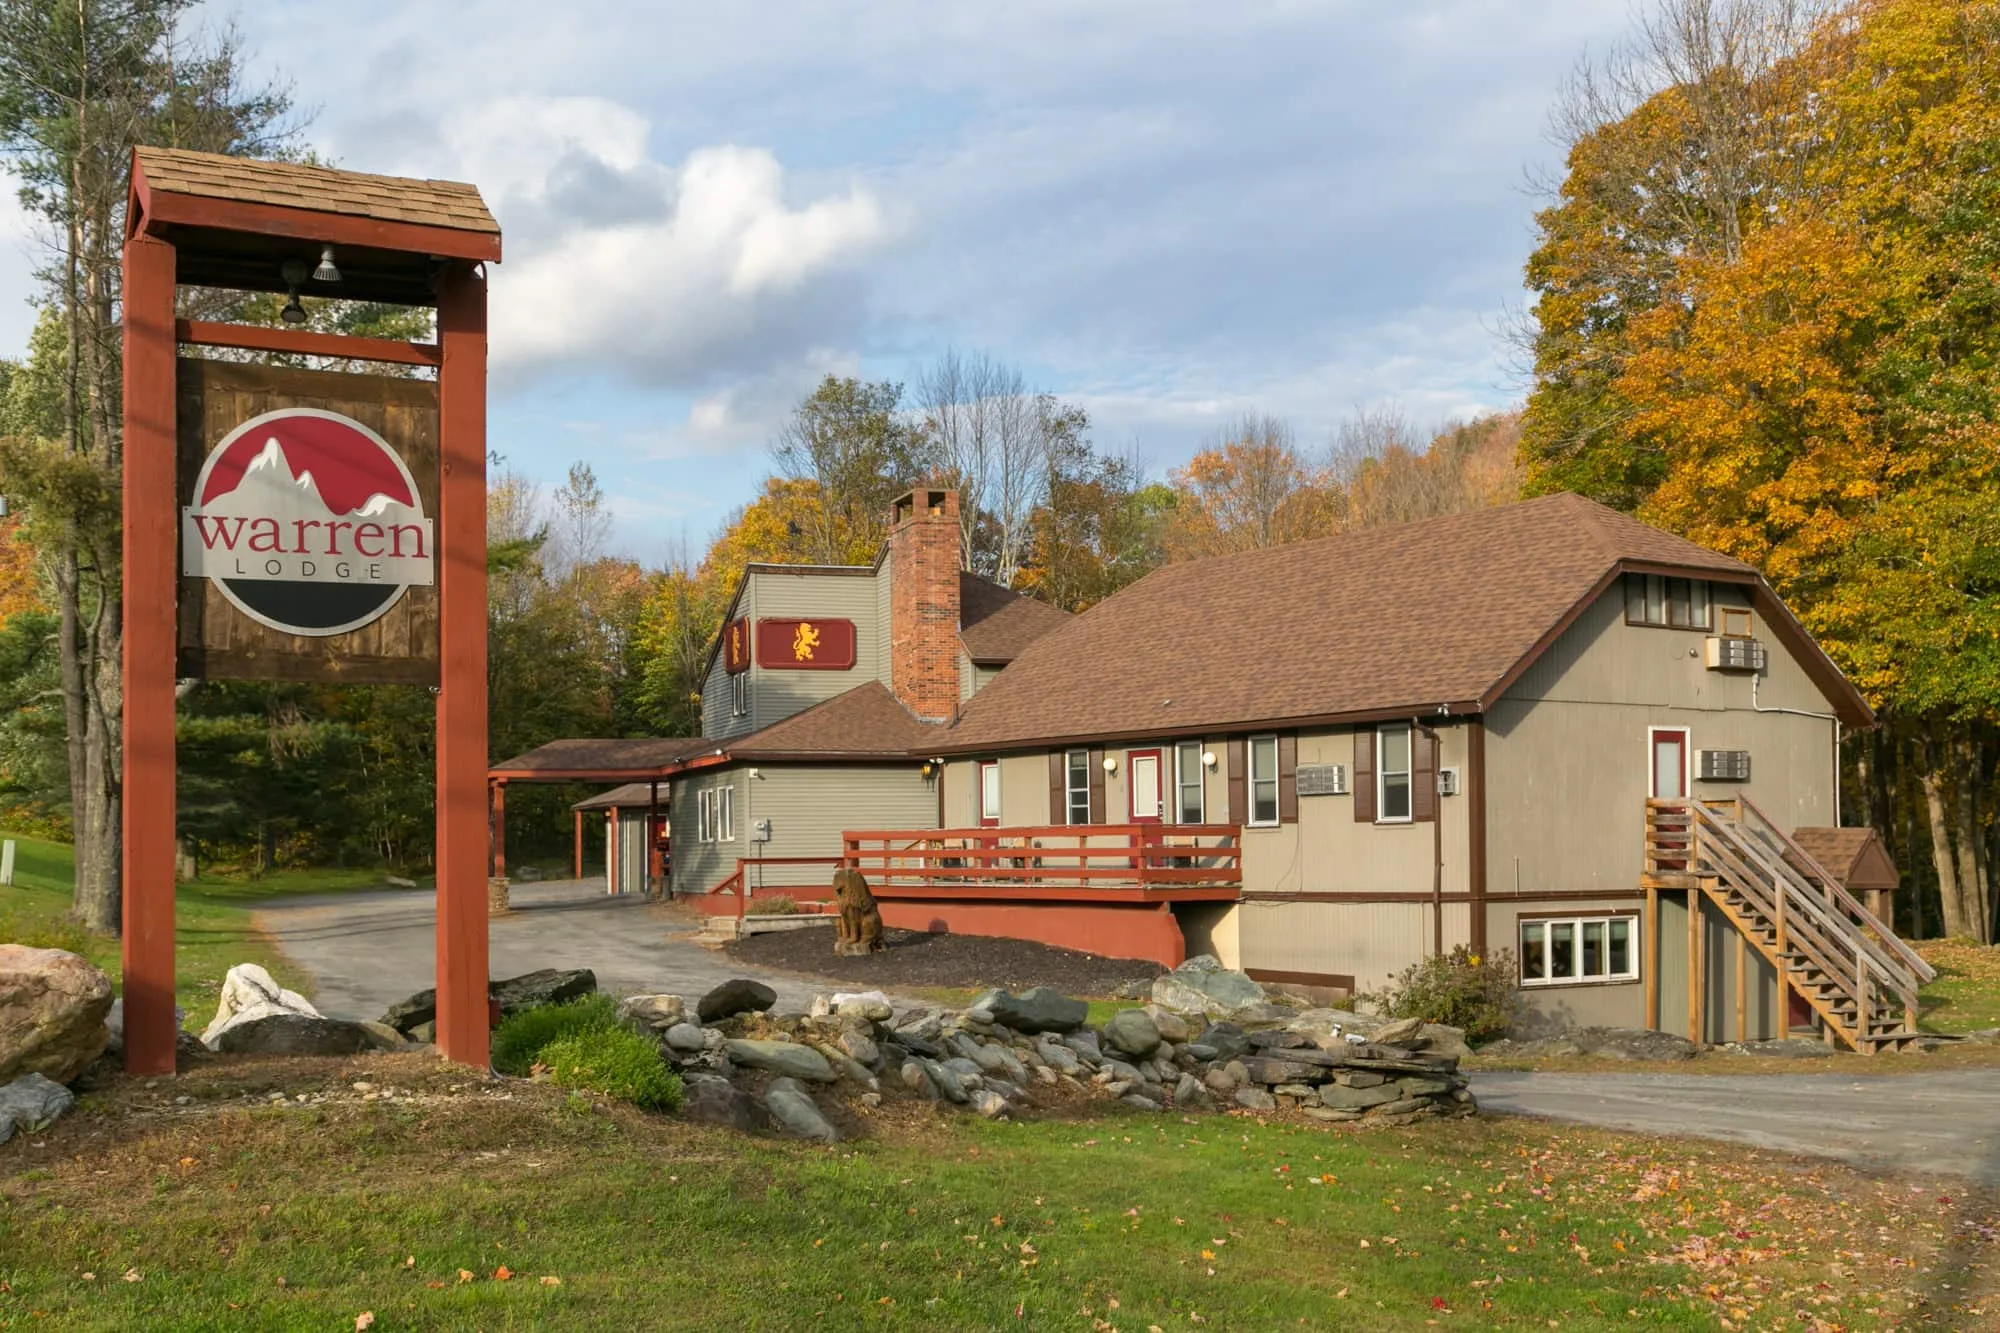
[1521,0,2000,939]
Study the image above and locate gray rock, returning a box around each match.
[1141,1005,1191,1043]
[1103,1009,1162,1059]
[1151,958,1267,1016]
[1287,1008,1385,1048]
[352,1020,409,1052]
[1197,1022,1252,1061]
[1174,1071,1204,1102]
[1369,1097,1429,1117]
[0,1072,75,1144]
[1317,1082,1402,1110]
[924,1058,970,1104]
[974,987,1089,1034]
[491,968,597,1015]
[1061,1031,1104,1064]
[969,1088,1010,1119]
[1395,1076,1452,1097]
[1304,1106,1365,1122]
[618,994,687,1030]
[1417,1023,1472,1059]
[837,1030,880,1067]
[763,1077,839,1142]
[942,1056,985,1086]
[1241,1056,1327,1085]
[1247,1028,1311,1050]
[1273,1083,1319,1099]
[1233,1086,1277,1111]
[1232,1003,1302,1028]
[1035,1038,1082,1074]
[900,1060,938,1099]
[202,963,321,1049]
[1726,1037,1834,1060]
[698,979,778,1023]
[681,1074,767,1132]
[1575,1027,1699,1062]
[1120,1093,1163,1111]
[213,1013,374,1056]
[664,1023,708,1054]
[1111,978,1155,1001]
[1369,1016,1426,1047]
[1329,1070,1386,1088]
[723,1039,836,1082]
[1203,1066,1240,1094]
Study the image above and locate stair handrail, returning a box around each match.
[1696,804,1921,995]
[1735,796,1934,985]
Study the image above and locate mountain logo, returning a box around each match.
[181,407,434,637]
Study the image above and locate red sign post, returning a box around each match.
[119,149,501,1073]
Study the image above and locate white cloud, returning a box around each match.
[426,96,892,385]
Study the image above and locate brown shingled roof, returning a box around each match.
[572,782,670,811]
[1791,827,1900,892]
[942,493,1867,752]
[491,736,712,778]
[958,573,1070,664]
[726,681,941,760]
[134,147,497,234]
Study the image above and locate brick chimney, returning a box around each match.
[888,486,962,723]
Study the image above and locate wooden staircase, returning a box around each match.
[1644,797,1934,1053]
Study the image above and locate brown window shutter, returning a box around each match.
[1412,728,1438,823]
[1088,750,1106,824]
[1226,739,1247,825]
[1353,729,1376,823]
[1048,752,1066,825]
[1277,734,1298,824]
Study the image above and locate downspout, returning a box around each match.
[1416,713,1445,958]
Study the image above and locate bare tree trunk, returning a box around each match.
[1952,733,1992,944]
[1921,740,1973,939]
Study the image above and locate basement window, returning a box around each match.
[1519,915,1638,986]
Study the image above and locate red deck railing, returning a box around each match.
[842,824,1241,898]
[706,856,846,920]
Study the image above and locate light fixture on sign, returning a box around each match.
[312,245,341,282]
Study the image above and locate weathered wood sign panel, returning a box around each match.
[176,358,440,684]
[755,616,856,670]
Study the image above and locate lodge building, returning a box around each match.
[492,489,1929,1051]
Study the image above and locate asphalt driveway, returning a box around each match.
[1476,1068,2000,1181]
[254,877,865,1022]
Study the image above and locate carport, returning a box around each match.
[487,737,723,897]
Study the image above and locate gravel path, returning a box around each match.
[725,926,1165,995]
[253,879,905,1021]
[1476,1067,2000,1181]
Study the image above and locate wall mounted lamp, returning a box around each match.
[1201,750,1218,769]
[1101,756,1117,774]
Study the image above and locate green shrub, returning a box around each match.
[1372,946,1519,1044]
[751,895,800,916]
[490,994,618,1075]
[538,1026,683,1112]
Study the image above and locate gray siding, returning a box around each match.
[1238,900,1472,993]
[1486,587,1840,898]
[669,768,752,895]
[670,762,938,896]
[702,577,758,741]
[744,570,887,731]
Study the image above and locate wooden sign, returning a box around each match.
[755,617,856,670]
[176,358,440,684]
[723,617,751,674]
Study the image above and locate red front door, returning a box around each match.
[1127,748,1164,823]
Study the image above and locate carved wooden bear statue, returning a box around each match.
[831,866,885,956]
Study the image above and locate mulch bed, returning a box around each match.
[724,927,1166,996]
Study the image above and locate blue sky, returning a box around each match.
[0,1,1634,563]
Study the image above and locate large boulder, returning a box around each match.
[763,1076,840,1141]
[0,945,114,1085]
[698,979,778,1024]
[618,994,687,1031]
[0,1071,76,1144]
[213,1013,376,1057]
[201,964,321,1050]
[1103,1008,1162,1059]
[382,968,597,1035]
[973,987,1088,1035]
[1149,956,1266,1018]
[724,1038,836,1082]
[681,1073,768,1132]
[1287,1008,1385,1049]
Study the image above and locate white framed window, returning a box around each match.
[1624,573,1711,630]
[1248,735,1280,827]
[730,673,749,717]
[717,785,735,841]
[1064,750,1090,825]
[979,761,1002,825]
[1174,741,1204,824]
[1519,915,1639,986]
[697,790,715,843]
[1376,723,1413,823]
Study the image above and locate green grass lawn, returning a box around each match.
[3,1052,1992,1331]
[0,831,412,1030]
[1915,939,2000,1034]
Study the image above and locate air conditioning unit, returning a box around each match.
[1697,749,1751,782]
[1705,636,1767,672]
[1437,767,1460,797]
[1295,763,1347,796]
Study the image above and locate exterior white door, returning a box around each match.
[1129,750,1162,822]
